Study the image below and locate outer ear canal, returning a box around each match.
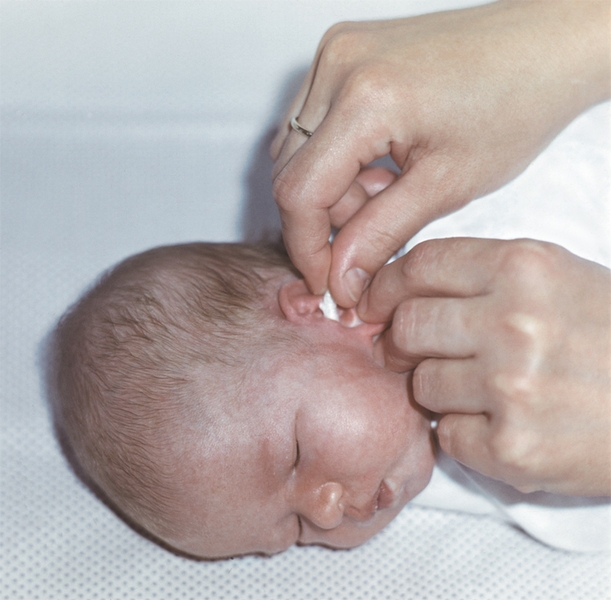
[278,279,324,323]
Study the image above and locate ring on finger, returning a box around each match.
[290,117,314,137]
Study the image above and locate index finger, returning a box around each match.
[278,202,333,296]
[273,113,383,295]
[358,237,502,323]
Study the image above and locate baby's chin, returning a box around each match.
[299,475,436,552]
[299,502,411,551]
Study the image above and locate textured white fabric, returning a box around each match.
[2,1,610,599]
[414,453,611,553]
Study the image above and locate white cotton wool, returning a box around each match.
[319,290,340,322]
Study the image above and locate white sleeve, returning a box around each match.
[412,452,611,553]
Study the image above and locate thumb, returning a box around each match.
[355,166,398,197]
[329,158,468,307]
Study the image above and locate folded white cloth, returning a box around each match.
[412,451,611,553]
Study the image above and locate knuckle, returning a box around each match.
[400,240,440,285]
[320,30,400,114]
[339,64,401,115]
[321,21,354,45]
[490,371,537,405]
[319,26,366,71]
[487,369,546,436]
[489,240,561,359]
[492,313,549,382]
[488,422,539,475]
[499,311,548,356]
[498,239,562,283]
[501,312,546,339]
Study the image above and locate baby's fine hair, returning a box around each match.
[52,241,298,534]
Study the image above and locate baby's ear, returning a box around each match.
[278,280,323,324]
[278,280,386,337]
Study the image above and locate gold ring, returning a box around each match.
[290,117,313,137]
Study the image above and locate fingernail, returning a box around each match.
[343,267,370,304]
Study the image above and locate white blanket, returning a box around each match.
[414,453,610,553]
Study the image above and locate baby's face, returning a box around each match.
[160,315,436,559]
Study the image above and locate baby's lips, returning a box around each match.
[344,480,396,522]
[376,480,395,510]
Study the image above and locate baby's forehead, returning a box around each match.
[202,355,309,443]
[187,355,295,431]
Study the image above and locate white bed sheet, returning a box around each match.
[1,1,610,599]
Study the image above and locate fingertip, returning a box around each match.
[371,328,416,373]
[355,166,398,196]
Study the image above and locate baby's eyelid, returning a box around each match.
[296,515,303,542]
[294,439,300,469]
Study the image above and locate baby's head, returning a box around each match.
[54,242,435,559]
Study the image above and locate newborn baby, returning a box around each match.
[54,241,609,558]
[53,241,436,558]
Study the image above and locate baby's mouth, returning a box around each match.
[376,480,395,510]
[347,481,396,523]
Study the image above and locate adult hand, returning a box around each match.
[359,237,611,497]
[271,1,610,306]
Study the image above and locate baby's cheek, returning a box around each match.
[409,425,437,494]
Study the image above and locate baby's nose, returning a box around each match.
[300,482,344,530]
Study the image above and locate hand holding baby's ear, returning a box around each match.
[360,237,611,497]
[272,1,609,305]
